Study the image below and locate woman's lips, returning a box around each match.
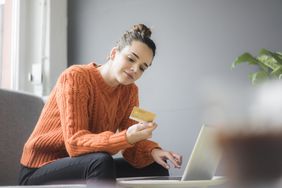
[124,71,134,80]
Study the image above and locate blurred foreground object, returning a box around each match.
[217,80,282,187]
[250,80,282,128]
[218,130,282,186]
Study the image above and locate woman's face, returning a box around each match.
[111,40,153,85]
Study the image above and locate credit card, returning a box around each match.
[129,106,156,122]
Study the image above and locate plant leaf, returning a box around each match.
[257,61,270,72]
[270,65,282,78]
[277,52,282,59]
[259,48,282,64]
[248,71,269,85]
[257,54,279,70]
[231,52,258,68]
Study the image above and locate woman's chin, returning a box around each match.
[118,77,134,85]
[120,80,133,85]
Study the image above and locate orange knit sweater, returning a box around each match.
[20,63,159,168]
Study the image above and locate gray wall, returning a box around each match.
[68,0,282,176]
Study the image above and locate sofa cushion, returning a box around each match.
[0,88,44,185]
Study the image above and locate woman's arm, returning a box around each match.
[56,68,132,157]
[118,85,161,168]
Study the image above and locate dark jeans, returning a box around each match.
[18,152,169,185]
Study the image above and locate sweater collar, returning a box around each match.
[90,62,120,93]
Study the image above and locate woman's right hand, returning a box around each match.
[126,122,157,144]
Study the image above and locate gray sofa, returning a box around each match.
[0,89,106,187]
[0,88,45,185]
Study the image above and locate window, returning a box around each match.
[0,0,67,95]
[0,0,5,87]
[0,0,19,90]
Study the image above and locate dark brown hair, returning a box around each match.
[116,24,156,57]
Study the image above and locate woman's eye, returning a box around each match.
[128,57,134,62]
[139,66,145,72]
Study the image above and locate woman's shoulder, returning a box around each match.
[58,63,98,82]
[63,63,93,75]
[56,63,97,86]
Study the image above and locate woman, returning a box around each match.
[18,24,182,185]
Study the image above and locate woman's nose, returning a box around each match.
[130,64,138,73]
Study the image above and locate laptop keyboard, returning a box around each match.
[119,176,181,181]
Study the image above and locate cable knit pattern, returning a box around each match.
[20,62,159,168]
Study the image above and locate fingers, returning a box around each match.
[137,122,157,131]
[155,157,170,169]
[144,123,157,133]
[170,152,183,166]
[137,122,157,137]
[148,122,158,131]
[141,122,157,128]
[165,152,181,168]
[151,149,182,170]
[126,122,158,144]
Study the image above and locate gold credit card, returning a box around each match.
[129,106,156,122]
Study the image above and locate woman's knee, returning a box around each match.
[147,162,170,176]
[85,152,116,180]
[92,152,113,163]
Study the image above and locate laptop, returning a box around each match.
[117,124,226,188]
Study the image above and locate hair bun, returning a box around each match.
[131,24,152,38]
[116,23,156,57]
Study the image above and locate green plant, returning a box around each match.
[231,48,282,85]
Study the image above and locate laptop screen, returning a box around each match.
[181,124,222,181]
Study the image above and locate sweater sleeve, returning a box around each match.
[119,85,161,168]
[56,68,132,157]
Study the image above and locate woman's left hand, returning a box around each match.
[151,148,182,169]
